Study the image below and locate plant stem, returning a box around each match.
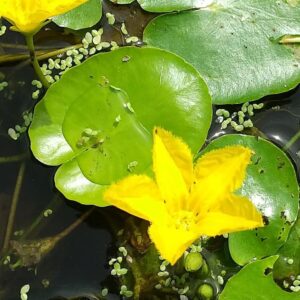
[2,162,26,252]
[0,42,61,50]
[283,130,300,151]
[280,36,300,44]
[247,127,268,140]
[131,259,143,300]
[37,44,82,60]
[55,207,95,243]
[0,153,28,164]
[20,194,62,240]
[24,34,50,88]
[0,43,82,65]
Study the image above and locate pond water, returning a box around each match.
[0,1,300,300]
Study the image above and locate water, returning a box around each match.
[0,1,300,299]
[0,1,154,299]
[208,86,300,174]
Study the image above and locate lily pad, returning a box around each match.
[144,0,300,104]
[109,0,135,4]
[219,256,300,300]
[29,47,211,205]
[273,214,300,280]
[55,159,107,206]
[29,47,211,165]
[63,85,152,184]
[53,0,102,30]
[137,0,212,12]
[199,134,299,265]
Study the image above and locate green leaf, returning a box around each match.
[137,0,210,12]
[63,86,152,184]
[273,214,300,280]
[55,159,107,206]
[29,47,211,165]
[144,0,300,104]
[219,256,300,300]
[52,0,102,30]
[199,134,299,265]
[29,47,211,205]
[109,0,135,4]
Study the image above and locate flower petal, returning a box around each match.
[191,146,252,213]
[153,127,193,210]
[148,223,199,265]
[196,194,264,236]
[0,0,87,33]
[47,0,88,16]
[104,175,167,222]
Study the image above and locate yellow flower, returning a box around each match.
[104,128,264,265]
[0,0,87,33]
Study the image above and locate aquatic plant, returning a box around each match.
[0,1,300,299]
[0,0,87,33]
[104,127,263,264]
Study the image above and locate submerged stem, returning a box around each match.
[283,130,300,151]
[24,34,50,89]
[2,162,26,252]
[20,194,62,240]
[0,153,28,164]
[0,43,82,65]
[131,259,143,300]
[55,207,95,242]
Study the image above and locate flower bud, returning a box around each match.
[197,283,214,299]
[184,252,203,272]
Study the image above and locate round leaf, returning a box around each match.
[29,47,211,205]
[273,214,300,280]
[29,46,211,166]
[219,256,300,300]
[53,0,102,30]
[137,0,212,12]
[200,134,299,265]
[55,159,107,206]
[109,0,135,4]
[63,85,152,184]
[144,1,300,104]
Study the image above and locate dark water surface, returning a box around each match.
[0,1,300,299]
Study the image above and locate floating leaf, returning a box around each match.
[219,256,300,300]
[29,47,211,205]
[273,214,300,280]
[137,0,212,12]
[53,0,102,30]
[29,47,211,165]
[109,0,135,4]
[199,134,299,265]
[54,159,107,206]
[62,86,152,184]
[144,0,300,104]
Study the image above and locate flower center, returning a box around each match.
[171,211,197,231]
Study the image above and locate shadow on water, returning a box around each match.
[0,1,300,299]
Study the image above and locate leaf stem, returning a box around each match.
[2,162,26,252]
[0,43,82,65]
[131,260,143,300]
[280,36,300,44]
[24,34,50,89]
[54,207,95,242]
[20,194,62,240]
[0,153,28,164]
[283,130,300,151]
[0,42,61,50]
